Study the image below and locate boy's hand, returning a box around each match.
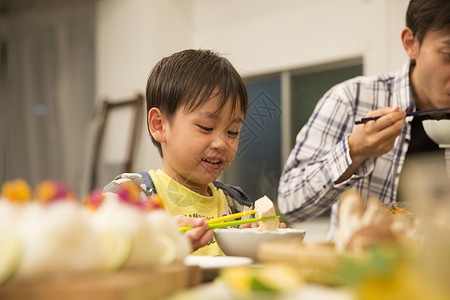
[172,216,213,251]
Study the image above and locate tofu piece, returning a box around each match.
[255,196,279,232]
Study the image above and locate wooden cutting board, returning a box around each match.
[0,262,201,300]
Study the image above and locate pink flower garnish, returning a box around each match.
[141,194,164,211]
[36,180,76,204]
[83,189,105,211]
[116,182,143,208]
[115,182,163,211]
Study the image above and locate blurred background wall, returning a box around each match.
[0,0,410,198]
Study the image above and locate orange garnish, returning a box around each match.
[1,179,32,203]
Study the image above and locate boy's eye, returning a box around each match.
[228,130,239,137]
[198,125,213,132]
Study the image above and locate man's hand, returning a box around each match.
[172,215,213,251]
[336,106,406,184]
[350,106,406,163]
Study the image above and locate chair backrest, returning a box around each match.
[80,94,144,195]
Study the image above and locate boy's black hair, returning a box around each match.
[406,0,450,46]
[146,49,248,157]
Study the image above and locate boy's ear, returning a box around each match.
[148,108,166,143]
[401,27,419,59]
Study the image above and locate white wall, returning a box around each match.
[96,0,410,171]
[96,0,193,172]
[190,0,410,77]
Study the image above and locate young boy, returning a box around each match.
[104,49,253,256]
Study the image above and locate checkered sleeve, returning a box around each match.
[277,82,371,223]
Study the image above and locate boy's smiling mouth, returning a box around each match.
[202,157,223,170]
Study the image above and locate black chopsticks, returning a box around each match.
[355,107,450,125]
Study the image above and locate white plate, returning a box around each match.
[183,255,253,270]
[184,255,252,282]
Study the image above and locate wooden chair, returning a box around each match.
[81,94,144,195]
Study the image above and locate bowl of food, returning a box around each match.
[214,228,306,261]
[422,119,450,148]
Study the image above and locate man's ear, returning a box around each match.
[401,27,419,59]
[148,108,166,143]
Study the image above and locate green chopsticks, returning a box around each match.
[179,216,280,233]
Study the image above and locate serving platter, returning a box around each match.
[0,262,201,300]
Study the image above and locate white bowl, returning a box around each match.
[214,228,306,261]
[422,119,450,148]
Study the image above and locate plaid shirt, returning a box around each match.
[278,61,416,239]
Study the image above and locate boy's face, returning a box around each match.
[161,96,244,194]
[410,28,450,110]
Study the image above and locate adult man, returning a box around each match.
[278,0,450,238]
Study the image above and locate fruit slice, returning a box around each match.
[99,230,133,271]
[0,235,22,284]
[157,235,177,265]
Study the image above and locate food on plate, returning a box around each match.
[385,204,415,216]
[0,179,191,284]
[221,264,303,295]
[0,180,32,238]
[98,229,133,271]
[83,189,105,211]
[145,210,192,264]
[258,240,343,286]
[88,191,158,268]
[254,196,279,232]
[0,179,32,203]
[35,180,77,204]
[0,235,22,285]
[87,183,190,268]
[335,190,421,253]
[14,197,99,279]
[345,225,398,253]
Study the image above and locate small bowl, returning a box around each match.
[214,228,306,261]
[422,119,450,148]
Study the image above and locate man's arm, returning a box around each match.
[278,90,405,222]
